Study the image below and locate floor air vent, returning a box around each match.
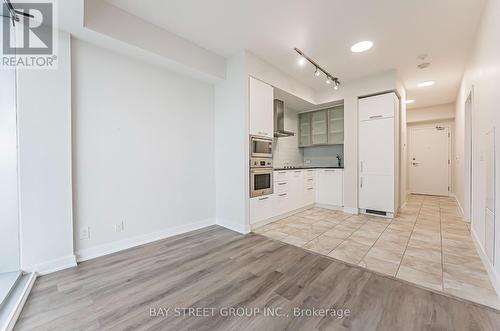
[366,209,387,216]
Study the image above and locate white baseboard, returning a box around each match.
[22,255,77,275]
[315,203,344,211]
[216,218,249,234]
[249,204,314,230]
[76,218,216,262]
[343,207,359,214]
[471,228,500,298]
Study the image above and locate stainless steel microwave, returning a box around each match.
[250,136,273,158]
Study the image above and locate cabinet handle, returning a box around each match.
[307,178,313,181]
[294,170,301,173]
[278,171,286,174]
[259,197,269,201]
[278,193,287,197]
[277,182,287,186]
[369,115,383,119]
[258,131,269,136]
[307,188,314,190]
[360,161,364,172]
[360,177,363,188]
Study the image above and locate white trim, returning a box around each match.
[4,273,36,331]
[249,204,315,230]
[216,218,249,234]
[76,218,216,262]
[315,203,344,211]
[343,207,359,214]
[471,228,500,299]
[22,255,77,275]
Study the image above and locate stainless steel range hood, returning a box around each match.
[273,99,295,137]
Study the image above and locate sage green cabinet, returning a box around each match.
[311,110,328,144]
[299,105,344,147]
[328,106,344,145]
[299,113,311,146]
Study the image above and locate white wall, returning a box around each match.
[273,107,303,167]
[16,30,75,274]
[407,103,455,123]
[214,52,249,233]
[0,64,19,273]
[455,0,500,294]
[72,39,216,260]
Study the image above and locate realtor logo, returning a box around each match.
[1,0,57,68]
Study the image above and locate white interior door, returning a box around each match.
[409,126,450,196]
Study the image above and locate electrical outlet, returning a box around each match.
[79,226,90,240]
[115,221,124,233]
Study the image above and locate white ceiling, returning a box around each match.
[105,0,485,109]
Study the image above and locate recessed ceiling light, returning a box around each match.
[326,76,332,85]
[351,41,373,53]
[417,80,435,88]
[405,99,415,104]
[314,67,321,77]
[297,56,306,66]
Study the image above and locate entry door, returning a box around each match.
[409,126,450,196]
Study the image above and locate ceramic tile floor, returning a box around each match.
[253,194,500,309]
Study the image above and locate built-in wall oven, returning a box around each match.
[250,163,273,198]
[250,136,273,158]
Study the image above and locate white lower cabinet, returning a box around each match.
[250,169,344,225]
[249,195,275,225]
[316,169,344,206]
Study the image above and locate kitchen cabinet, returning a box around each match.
[249,169,344,225]
[299,106,344,146]
[311,110,328,145]
[359,93,395,121]
[328,106,344,145]
[299,113,311,146]
[316,169,343,206]
[249,77,274,138]
[358,93,399,215]
[250,195,275,224]
[303,170,315,205]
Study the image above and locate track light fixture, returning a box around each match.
[294,48,341,90]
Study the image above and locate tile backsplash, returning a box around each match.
[273,107,303,167]
[303,145,344,167]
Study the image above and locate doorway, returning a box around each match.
[409,125,451,196]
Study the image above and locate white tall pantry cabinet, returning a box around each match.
[358,93,400,216]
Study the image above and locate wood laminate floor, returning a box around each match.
[15,226,500,331]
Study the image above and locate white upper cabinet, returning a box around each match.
[358,93,397,121]
[249,77,274,138]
